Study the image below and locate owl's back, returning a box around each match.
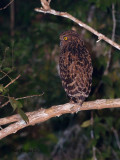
[59,30,93,105]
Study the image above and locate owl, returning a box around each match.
[59,30,93,105]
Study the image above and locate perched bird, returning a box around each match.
[59,30,93,105]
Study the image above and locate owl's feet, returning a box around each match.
[70,100,82,113]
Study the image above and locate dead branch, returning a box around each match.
[35,0,120,50]
[0,70,12,81]
[4,74,21,88]
[0,98,120,139]
[0,93,44,109]
[0,0,14,11]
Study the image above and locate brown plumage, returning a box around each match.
[59,30,93,105]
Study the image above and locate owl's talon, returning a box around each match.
[70,103,81,113]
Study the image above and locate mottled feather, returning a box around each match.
[59,30,93,105]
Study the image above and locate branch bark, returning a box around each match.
[0,0,14,11]
[0,98,120,140]
[35,0,120,50]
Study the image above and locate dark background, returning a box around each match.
[0,0,120,159]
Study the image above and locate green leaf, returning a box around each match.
[2,88,9,95]
[9,97,23,111]
[9,97,18,111]
[17,108,29,124]
[16,100,23,109]
[9,97,29,123]
[0,84,5,93]
[0,84,8,95]
[81,120,91,128]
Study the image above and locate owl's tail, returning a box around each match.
[70,97,84,106]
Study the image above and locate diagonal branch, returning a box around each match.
[4,74,21,88]
[0,0,14,11]
[35,0,120,50]
[0,98,120,140]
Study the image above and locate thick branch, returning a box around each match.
[35,1,120,50]
[0,99,120,139]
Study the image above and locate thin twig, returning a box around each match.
[0,70,12,81]
[81,5,96,37]
[0,47,9,69]
[111,4,116,42]
[4,74,21,89]
[0,100,9,109]
[10,0,15,37]
[104,3,116,75]
[0,0,14,11]
[0,93,44,108]
[111,127,120,150]
[90,111,97,160]
[16,93,44,100]
[94,4,116,94]
[112,148,119,160]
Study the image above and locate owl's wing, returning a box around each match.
[59,49,92,102]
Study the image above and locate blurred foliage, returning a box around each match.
[0,0,120,159]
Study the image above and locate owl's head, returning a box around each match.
[60,30,82,48]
